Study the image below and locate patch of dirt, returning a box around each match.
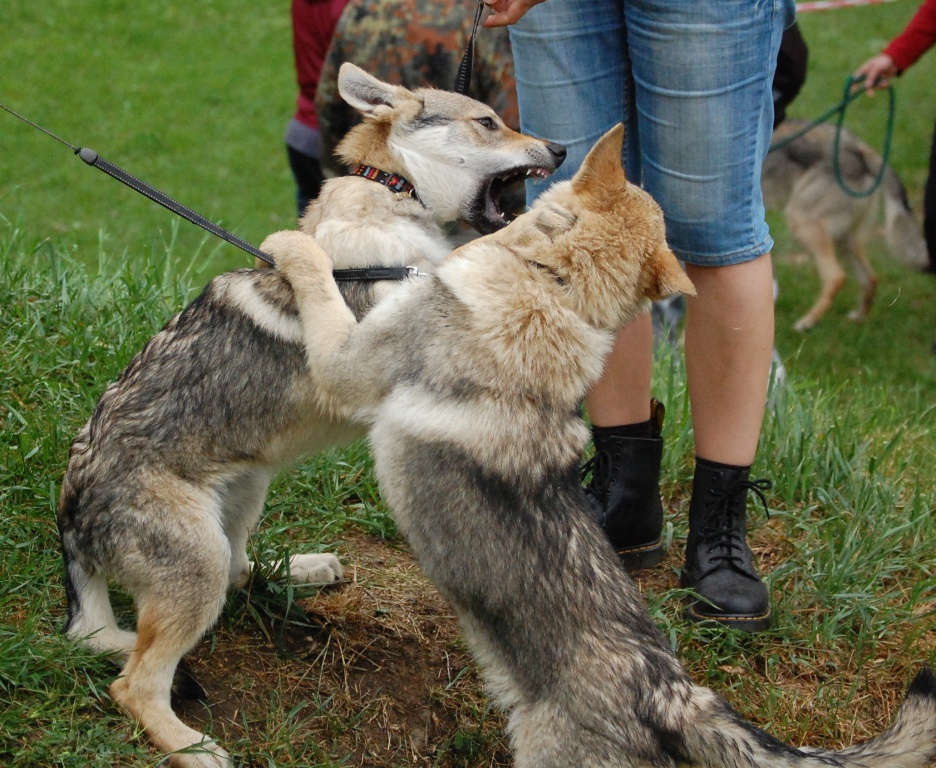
[179,528,510,766]
[168,513,811,766]
[171,513,695,767]
[169,505,933,766]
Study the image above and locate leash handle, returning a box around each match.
[453,0,488,95]
[76,147,276,265]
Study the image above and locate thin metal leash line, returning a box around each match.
[0,102,79,151]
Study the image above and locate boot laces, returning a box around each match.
[699,478,772,572]
[581,449,612,512]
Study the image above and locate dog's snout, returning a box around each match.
[546,142,567,168]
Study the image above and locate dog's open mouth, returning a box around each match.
[472,166,554,235]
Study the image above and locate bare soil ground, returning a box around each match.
[178,528,510,767]
[171,516,932,767]
[171,519,745,767]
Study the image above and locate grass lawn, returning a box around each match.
[1,1,934,766]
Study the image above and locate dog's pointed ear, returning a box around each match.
[572,124,627,196]
[643,246,696,301]
[338,63,408,119]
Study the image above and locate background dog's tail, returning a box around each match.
[881,167,930,270]
[683,668,936,768]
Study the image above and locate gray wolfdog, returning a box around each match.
[270,124,936,768]
[56,63,564,767]
[764,118,928,331]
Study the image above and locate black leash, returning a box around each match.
[0,103,421,281]
[453,0,488,95]
[0,102,277,266]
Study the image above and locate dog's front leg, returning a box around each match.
[262,230,356,353]
[262,231,383,418]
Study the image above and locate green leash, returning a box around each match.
[769,74,896,199]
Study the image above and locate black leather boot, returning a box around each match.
[582,400,666,570]
[680,460,772,632]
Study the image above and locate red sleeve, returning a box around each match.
[883,0,936,72]
[292,0,351,128]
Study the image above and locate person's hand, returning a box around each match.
[852,53,899,95]
[483,0,546,27]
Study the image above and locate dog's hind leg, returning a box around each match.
[109,501,233,767]
[60,480,139,659]
[63,555,139,660]
[219,469,273,589]
[841,235,877,321]
[221,469,344,588]
[788,214,845,331]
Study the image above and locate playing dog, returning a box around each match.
[270,124,936,768]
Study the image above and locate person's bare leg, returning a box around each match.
[684,254,775,465]
[680,252,775,632]
[584,312,653,427]
[581,312,663,569]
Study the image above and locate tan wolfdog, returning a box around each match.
[764,118,928,331]
[269,124,936,768]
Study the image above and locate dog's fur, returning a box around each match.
[270,124,936,768]
[56,63,564,767]
[764,118,929,331]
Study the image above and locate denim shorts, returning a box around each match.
[509,0,796,266]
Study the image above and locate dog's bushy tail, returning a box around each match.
[882,167,930,270]
[684,668,936,768]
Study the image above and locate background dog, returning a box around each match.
[764,118,929,331]
[270,124,936,768]
[56,63,563,767]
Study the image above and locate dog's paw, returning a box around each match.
[260,230,333,276]
[531,202,577,238]
[286,553,345,585]
[169,740,232,768]
[793,315,816,332]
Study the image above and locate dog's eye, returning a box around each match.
[475,116,497,130]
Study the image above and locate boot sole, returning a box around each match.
[683,602,772,633]
[679,570,772,633]
[616,540,665,571]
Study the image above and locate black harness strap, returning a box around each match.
[333,266,420,282]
